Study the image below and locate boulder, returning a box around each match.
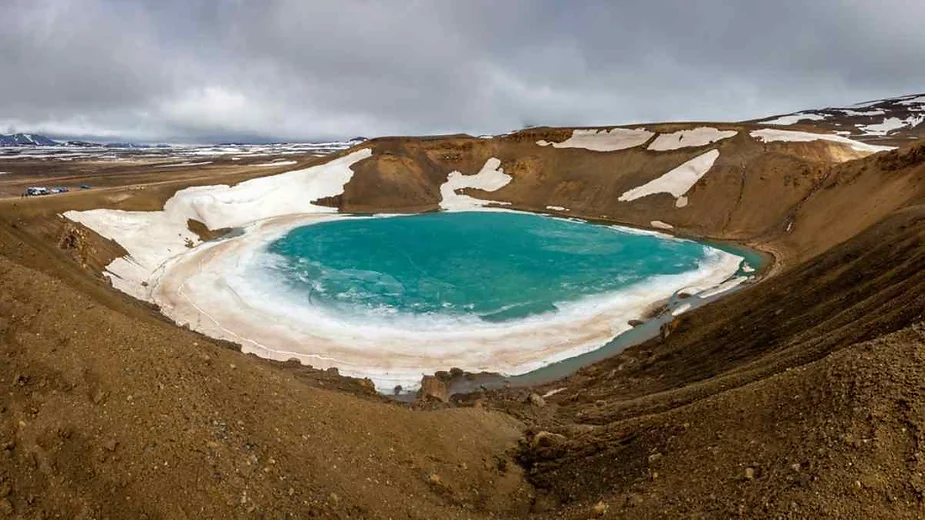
[418,375,449,402]
[527,393,547,408]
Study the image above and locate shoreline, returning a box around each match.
[144,210,753,391]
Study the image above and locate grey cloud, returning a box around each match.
[1,0,924,142]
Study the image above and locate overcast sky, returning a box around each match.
[1,0,924,143]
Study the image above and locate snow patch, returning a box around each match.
[750,129,894,153]
[439,158,513,211]
[762,112,827,125]
[858,115,925,136]
[838,109,886,117]
[697,276,749,299]
[650,220,673,229]
[542,387,567,398]
[251,160,298,167]
[897,95,925,107]
[64,149,372,300]
[537,128,654,152]
[647,127,737,151]
[618,149,720,207]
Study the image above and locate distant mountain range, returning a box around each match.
[0,133,60,147]
[0,133,163,148]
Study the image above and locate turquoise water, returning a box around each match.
[264,212,722,323]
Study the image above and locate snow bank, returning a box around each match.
[618,149,720,208]
[537,128,654,152]
[647,127,737,151]
[762,112,827,125]
[898,95,925,107]
[650,220,673,229]
[839,109,886,117]
[439,158,512,211]
[252,160,298,167]
[749,129,894,153]
[671,303,692,316]
[697,275,749,299]
[858,115,925,136]
[64,149,372,300]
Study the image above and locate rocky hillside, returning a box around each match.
[1,93,924,518]
[327,121,893,265]
[750,93,925,147]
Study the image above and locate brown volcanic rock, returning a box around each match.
[418,375,450,403]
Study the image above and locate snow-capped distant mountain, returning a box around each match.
[750,93,925,144]
[64,140,104,148]
[103,142,153,149]
[0,133,59,146]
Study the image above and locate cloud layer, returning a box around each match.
[2,0,924,142]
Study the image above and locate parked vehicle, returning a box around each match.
[23,187,50,197]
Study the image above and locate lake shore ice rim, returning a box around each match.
[149,211,746,391]
[65,151,752,391]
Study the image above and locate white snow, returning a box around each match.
[858,115,925,136]
[749,129,894,153]
[696,276,749,299]
[537,128,654,152]
[251,160,298,167]
[618,149,720,207]
[839,109,886,117]
[542,387,567,398]
[64,149,372,300]
[439,158,512,211]
[897,95,925,107]
[647,127,737,151]
[762,112,827,125]
[650,220,673,229]
[546,205,569,212]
